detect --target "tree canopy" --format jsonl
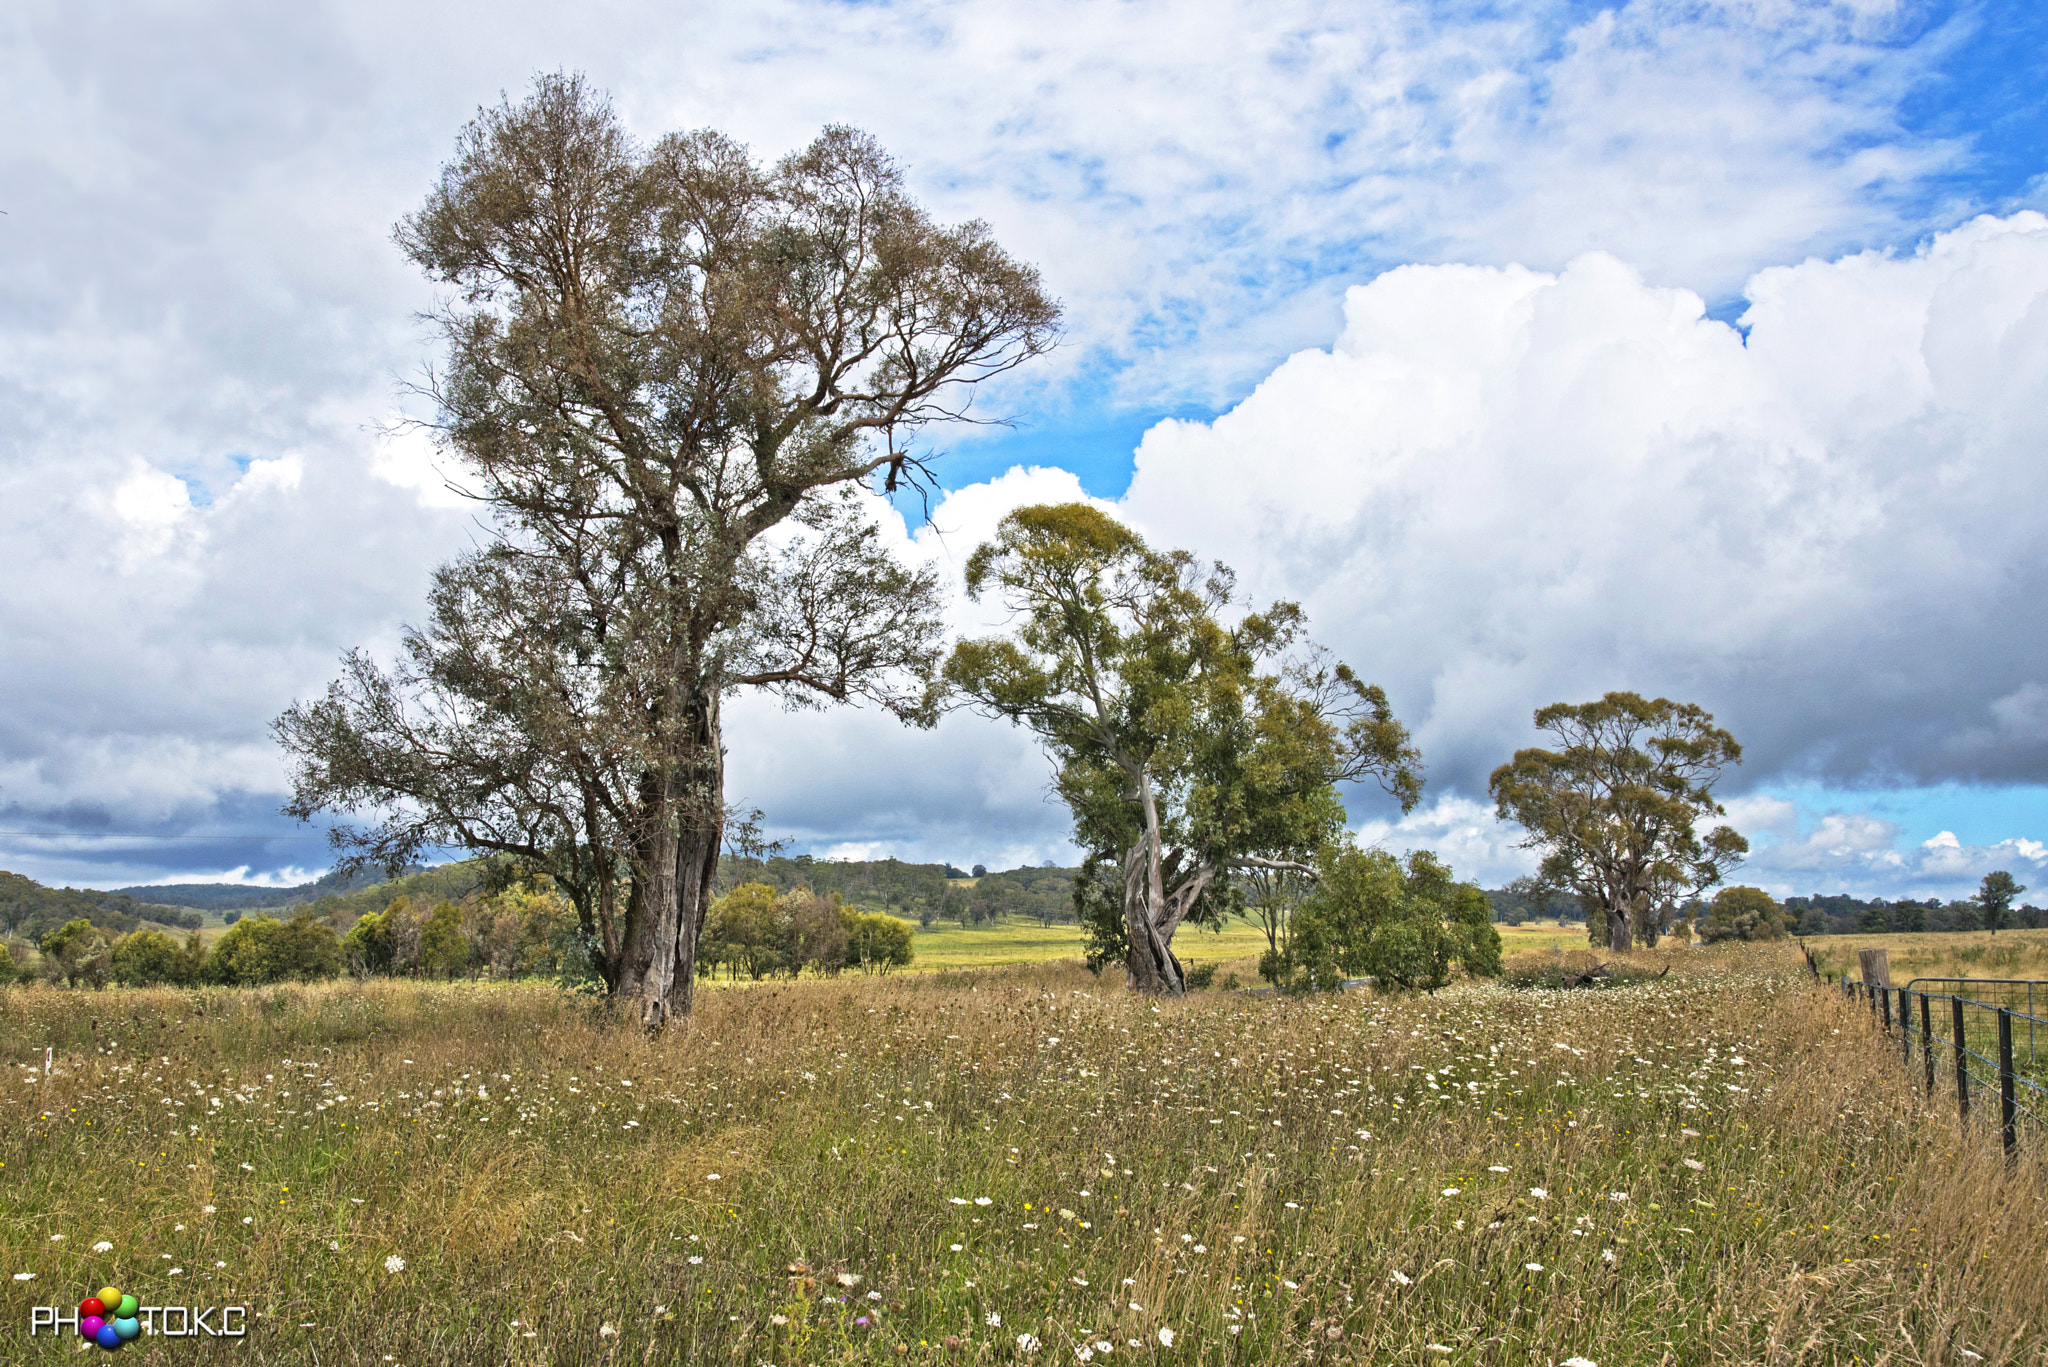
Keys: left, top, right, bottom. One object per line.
{"left": 945, "top": 502, "right": 1422, "bottom": 993}
{"left": 1489, "top": 691, "right": 1748, "bottom": 951}
{"left": 275, "top": 74, "right": 1058, "bottom": 1026}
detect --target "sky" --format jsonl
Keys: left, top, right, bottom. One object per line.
{"left": 3, "top": 0, "right": 2047, "bottom": 901}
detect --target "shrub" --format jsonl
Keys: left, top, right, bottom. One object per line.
{"left": 1270, "top": 845, "right": 1502, "bottom": 993}
{"left": 111, "top": 928, "right": 203, "bottom": 987}
{"left": 842, "top": 911, "right": 915, "bottom": 974}
{"left": 203, "top": 913, "right": 343, "bottom": 986}
{"left": 38, "top": 918, "right": 112, "bottom": 988}
{"left": 1183, "top": 963, "right": 1218, "bottom": 990}
{"left": 1699, "top": 886, "right": 1787, "bottom": 943}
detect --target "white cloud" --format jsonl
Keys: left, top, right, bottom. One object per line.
{"left": 1119, "top": 212, "right": 2048, "bottom": 802}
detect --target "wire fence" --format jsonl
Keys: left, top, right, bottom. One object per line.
{"left": 1837, "top": 974, "right": 2046, "bottom": 1156}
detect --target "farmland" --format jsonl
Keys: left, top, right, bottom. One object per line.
{"left": 2, "top": 943, "right": 2042, "bottom": 1365}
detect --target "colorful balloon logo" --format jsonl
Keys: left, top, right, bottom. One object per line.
{"left": 78, "top": 1284, "right": 140, "bottom": 1351}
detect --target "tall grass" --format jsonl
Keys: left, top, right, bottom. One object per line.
{"left": 1, "top": 947, "right": 2041, "bottom": 1364}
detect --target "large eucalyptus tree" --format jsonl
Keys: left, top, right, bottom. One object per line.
{"left": 275, "top": 75, "right": 1059, "bottom": 1024}
{"left": 1488, "top": 692, "right": 1748, "bottom": 951}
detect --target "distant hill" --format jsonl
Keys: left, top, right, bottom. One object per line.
{"left": 0, "top": 871, "right": 204, "bottom": 942}
{"left": 113, "top": 863, "right": 416, "bottom": 912}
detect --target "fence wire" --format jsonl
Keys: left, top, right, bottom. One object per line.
{"left": 1838, "top": 975, "right": 2046, "bottom": 1154}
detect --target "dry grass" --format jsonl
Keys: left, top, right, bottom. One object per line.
{"left": 1801, "top": 928, "right": 2048, "bottom": 986}
{"left": 1, "top": 946, "right": 2043, "bottom": 1365}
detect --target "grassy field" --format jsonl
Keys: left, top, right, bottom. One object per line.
{"left": 899, "top": 918, "right": 1592, "bottom": 980}
{"left": 1799, "top": 927, "right": 2048, "bottom": 985}
{"left": 3, "top": 940, "right": 2043, "bottom": 1365}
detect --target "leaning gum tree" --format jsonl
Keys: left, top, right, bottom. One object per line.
{"left": 944, "top": 503, "right": 1422, "bottom": 994}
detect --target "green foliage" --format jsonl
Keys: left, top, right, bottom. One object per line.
{"left": 417, "top": 901, "right": 470, "bottom": 979}
{"left": 715, "top": 855, "right": 1076, "bottom": 926}
{"left": 698, "top": 884, "right": 899, "bottom": 980}
{"left": 39, "top": 918, "right": 112, "bottom": 988}
{"left": 1266, "top": 845, "right": 1502, "bottom": 994}
{"left": 111, "top": 928, "right": 204, "bottom": 987}
{"left": 1698, "top": 886, "right": 1786, "bottom": 943}
{"left": 1182, "top": 962, "right": 1218, "bottom": 990}
{"left": 202, "top": 914, "right": 344, "bottom": 986}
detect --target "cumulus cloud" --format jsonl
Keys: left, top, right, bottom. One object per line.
{"left": 1121, "top": 213, "right": 2048, "bottom": 808}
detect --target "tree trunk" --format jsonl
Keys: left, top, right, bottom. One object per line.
{"left": 1608, "top": 902, "right": 1632, "bottom": 953}
{"left": 615, "top": 688, "right": 725, "bottom": 1027}
{"left": 1121, "top": 766, "right": 1186, "bottom": 995}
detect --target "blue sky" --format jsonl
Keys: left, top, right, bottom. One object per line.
{"left": 2, "top": 0, "right": 2047, "bottom": 897}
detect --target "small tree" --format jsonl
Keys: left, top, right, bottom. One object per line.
{"left": 1489, "top": 692, "right": 1748, "bottom": 952}
{"left": 1697, "top": 886, "right": 1784, "bottom": 943}
{"left": 1978, "top": 871, "right": 2024, "bottom": 936}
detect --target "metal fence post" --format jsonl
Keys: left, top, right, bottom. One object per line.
{"left": 1953, "top": 995, "right": 1970, "bottom": 1121}
{"left": 1921, "top": 992, "right": 1935, "bottom": 1095}
{"left": 2000, "top": 1009, "right": 2017, "bottom": 1157}
{"left": 1881, "top": 987, "right": 1892, "bottom": 1032}
{"left": 1899, "top": 987, "right": 1911, "bottom": 1062}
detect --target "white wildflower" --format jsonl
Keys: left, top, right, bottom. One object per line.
{"left": 1488, "top": 1165, "right": 1510, "bottom": 1173}
{"left": 1530, "top": 1187, "right": 1549, "bottom": 1200}
{"left": 383, "top": 1254, "right": 406, "bottom": 1274}
{"left": 1563, "top": 1358, "right": 1599, "bottom": 1367}
{"left": 987, "top": 1312, "right": 1002, "bottom": 1327}
{"left": 1525, "top": 1262, "right": 1544, "bottom": 1271}
{"left": 1389, "top": 1270, "right": 1412, "bottom": 1286}
{"left": 1018, "top": 1332, "right": 1042, "bottom": 1352}
{"left": 1441, "top": 1188, "right": 1460, "bottom": 1196}
{"left": 599, "top": 1322, "right": 618, "bottom": 1338}
{"left": 91, "top": 1241, "right": 112, "bottom": 1253}
{"left": 12, "top": 1273, "right": 32, "bottom": 1282}
{"left": 1157, "top": 1328, "right": 1174, "bottom": 1347}
{"left": 1607, "top": 1191, "right": 1628, "bottom": 1202}
{"left": 1682, "top": 1158, "right": 1706, "bottom": 1171}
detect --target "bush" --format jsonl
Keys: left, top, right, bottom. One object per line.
{"left": 111, "top": 928, "right": 203, "bottom": 987}
{"left": 203, "top": 913, "right": 343, "bottom": 986}
{"left": 1183, "top": 963, "right": 1218, "bottom": 990}
{"left": 1698, "top": 886, "right": 1787, "bottom": 943}
{"left": 1500, "top": 949, "right": 1667, "bottom": 990}
{"left": 843, "top": 911, "right": 914, "bottom": 974}
{"left": 1269, "top": 845, "right": 1502, "bottom": 994}
{"left": 38, "top": 918, "right": 112, "bottom": 988}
